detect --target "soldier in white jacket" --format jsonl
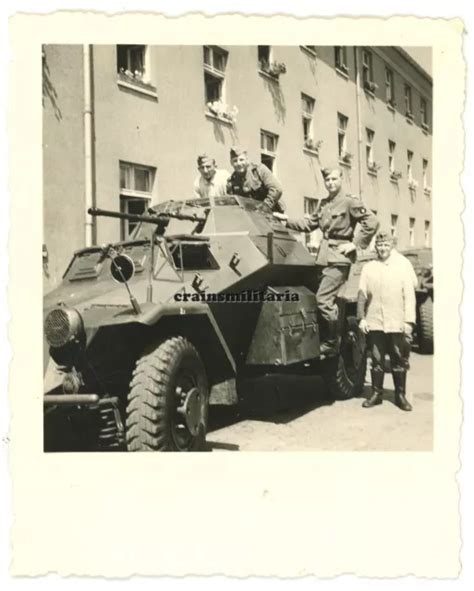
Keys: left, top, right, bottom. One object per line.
{"left": 357, "top": 231, "right": 418, "bottom": 411}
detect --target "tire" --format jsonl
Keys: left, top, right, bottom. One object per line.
{"left": 418, "top": 296, "right": 433, "bottom": 354}
{"left": 126, "top": 337, "right": 209, "bottom": 451}
{"left": 324, "top": 317, "right": 367, "bottom": 400}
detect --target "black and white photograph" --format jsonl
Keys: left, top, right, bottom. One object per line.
{"left": 42, "top": 43, "right": 434, "bottom": 452}
{"left": 7, "top": 11, "right": 466, "bottom": 579}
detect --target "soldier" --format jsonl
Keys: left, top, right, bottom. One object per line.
{"left": 193, "top": 154, "right": 230, "bottom": 205}
{"left": 357, "top": 231, "right": 417, "bottom": 411}
{"left": 226, "top": 146, "right": 284, "bottom": 212}
{"left": 275, "top": 167, "right": 379, "bottom": 356}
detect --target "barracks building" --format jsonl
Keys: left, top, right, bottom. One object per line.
{"left": 43, "top": 44, "right": 432, "bottom": 292}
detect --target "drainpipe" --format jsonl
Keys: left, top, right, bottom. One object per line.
{"left": 83, "top": 45, "right": 94, "bottom": 246}
{"left": 353, "top": 46, "right": 363, "bottom": 198}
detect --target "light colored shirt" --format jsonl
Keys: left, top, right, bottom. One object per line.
{"left": 358, "top": 250, "right": 418, "bottom": 333}
{"left": 193, "top": 169, "right": 230, "bottom": 201}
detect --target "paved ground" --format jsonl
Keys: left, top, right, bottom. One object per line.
{"left": 207, "top": 352, "right": 433, "bottom": 452}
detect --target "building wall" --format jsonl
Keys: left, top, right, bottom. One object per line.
{"left": 43, "top": 44, "right": 432, "bottom": 291}
{"left": 43, "top": 45, "right": 85, "bottom": 292}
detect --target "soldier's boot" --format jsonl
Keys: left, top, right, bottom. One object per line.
{"left": 393, "top": 370, "right": 412, "bottom": 412}
{"left": 362, "top": 369, "right": 384, "bottom": 408}
{"left": 319, "top": 320, "right": 340, "bottom": 357}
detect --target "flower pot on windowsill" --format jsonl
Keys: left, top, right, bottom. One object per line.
{"left": 340, "top": 152, "right": 353, "bottom": 165}
{"left": 364, "top": 80, "right": 378, "bottom": 94}
{"left": 367, "top": 162, "right": 381, "bottom": 175}
{"left": 303, "top": 138, "right": 323, "bottom": 154}
{"left": 206, "top": 101, "right": 239, "bottom": 125}
{"left": 117, "top": 69, "right": 156, "bottom": 92}
{"left": 259, "top": 60, "right": 287, "bottom": 79}
{"left": 408, "top": 180, "right": 419, "bottom": 192}
{"left": 390, "top": 170, "right": 403, "bottom": 182}
{"left": 424, "top": 186, "right": 432, "bottom": 196}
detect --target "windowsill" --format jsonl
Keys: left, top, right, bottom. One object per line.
{"left": 422, "top": 125, "right": 430, "bottom": 134}
{"left": 258, "top": 69, "right": 280, "bottom": 83}
{"left": 405, "top": 116, "right": 415, "bottom": 125}
{"left": 117, "top": 78, "right": 158, "bottom": 99}
{"left": 339, "top": 159, "right": 352, "bottom": 168}
{"left": 335, "top": 67, "right": 349, "bottom": 80}
{"left": 303, "top": 147, "right": 320, "bottom": 157}
{"left": 364, "top": 88, "right": 376, "bottom": 99}
{"left": 205, "top": 111, "right": 234, "bottom": 126}
{"left": 300, "top": 46, "right": 317, "bottom": 58}
{"left": 367, "top": 169, "right": 378, "bottom": 177}
{"left": 389, "top": 177, "right": 400, "bottom": 184}
{"left": 424, "top": 189, "right": 432, "bottom": 197}
{"left": 387, "top": 103, "right": 396, "bottom": 113}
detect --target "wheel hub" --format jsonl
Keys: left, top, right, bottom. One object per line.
{"left": 177, "top": 387, "right": 202, "bottom": 436}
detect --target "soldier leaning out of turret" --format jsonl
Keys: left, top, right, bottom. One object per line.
{"left": 274, "top": 166, "right": 379, "bottom": 357}
{"left": 226, "top": 146, "right": 285, "bottom": 212}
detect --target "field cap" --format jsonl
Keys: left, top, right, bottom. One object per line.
{"left": 375, "top": 230, "right": 393, "bottom": 245}
{"left": 197, "top": 153, "right": 215, "bottom": 166}
{"left": 230, "top": 146, "right": 247, "bottom": 159}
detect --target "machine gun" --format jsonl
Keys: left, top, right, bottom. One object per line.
{"left": 88, "top": 206, "right": 208, "bottom": 226}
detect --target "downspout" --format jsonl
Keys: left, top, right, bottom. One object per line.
{"left": 353, "top": 46, "right": 363, "bottom": 198}
{"left": 83, "top": 45, "right": 94, "bottom": 246}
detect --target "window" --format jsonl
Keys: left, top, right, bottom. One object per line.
{"left": 385, "top": 67, "right": 395, "bottom": 105}
{"left": 203, "top": 46, "right": 227, "bottom": 104}
{"left": 362, "top": 49, "right": 374, "bottom": 88}
{"left": 337, "top": 113, "right": 350, "bottom": 162}
{"left": 335, "top": 46, "right": 348, "bottom": 73}
{"left": 388, "top": 140, "right": 396, "bottom": 174}
{"left": 421, "top": 98, "right": 429, "bottom": 130}
{"left": 258, "top": 45, "right": 271, "bottom": 69}
{"left": 260, "top": 130, "right": 279, "bottom": 171}
{"left": 119, "top": 162, "right": 155, "bottom": 240}
{"left": 407, "top": 150, "right": 414, "bottom": 181}
{"left": 116, "top": 45, "right": 154, "bottom": 90}
{"left": 424, "top": 221, "right": 431, "bottom": 247}
{"left": 391, "top": 214, "right": 398, "bottom": 240}
{"left": 366, "top": 128, "right": 375, "bottom": 168}
{"left": 304, "top": 197, "right": 320, "bottom": 251}
{"left": 302, "top": 93, "right": 316, "bottom": 148}
{"left": 422, "top": 159, "right": 430, "bottom": 192}
{"left": 405, "top": 84, "right": 413, "bottom": 118}
{"left": 409, "top": 218, "right": 416, "bottom": 247}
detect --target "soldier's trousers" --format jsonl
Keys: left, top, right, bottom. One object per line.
{"left": 368, "top": 331, "right": 411, "bottom": 374}
{"left": 316, "top": 265, "right": 350, "bottom": 322}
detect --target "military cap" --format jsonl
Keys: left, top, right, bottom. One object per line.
{"left": 321, "top": 165, "right": 342, "bottom": 179}
{"left": 230, "top": 146, "right": 247, "bottom": 159}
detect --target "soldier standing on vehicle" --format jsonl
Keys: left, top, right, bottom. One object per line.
{"left": 357, "top": 231, "right": 417, "bottom": 411}
{"left": 274, "top": 166, "right": 378, "bottom": 357}
{"left": 193, "top": 154, "right": 230, "bottom": 205}
{"left": 226, "top": 146, "right": 284, "bottom": 212}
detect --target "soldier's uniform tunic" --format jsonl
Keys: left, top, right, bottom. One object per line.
{"left": 226, "top": 162, "right": 283, "bottom": 211}
{"left": 287, "top": 191, "right": 379, "bottom": 323}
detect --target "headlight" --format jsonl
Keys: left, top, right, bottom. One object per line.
{"left": 44, "top": 307, "right": 83, "bottom": 348}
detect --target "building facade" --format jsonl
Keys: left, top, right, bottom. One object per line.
{"left": 43, "top": 44, "right": 432, "bottom": 292}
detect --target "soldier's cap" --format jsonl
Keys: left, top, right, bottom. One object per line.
{"left": 321, "top": 166, "right": 342, "bottom": 179}
{"left": 197, "top": 153, "right": 215, "bottom": 166}
{"left": 375, "top": 230, "right": 393, "bottom": 245}
{"left": 230, "top": 146, "right": 247, "bottom": 159}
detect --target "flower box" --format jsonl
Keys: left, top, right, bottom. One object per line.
{"left": 390, "top": 170, "right": 403, "bottom": 181}
{"left": 206, "top": 101, "right": 239, "bottom": 125}
{"left": 117, "top": 69, "right": 156, "bottom": 92}
{"left": 259, "top": 60, "right": 287, "bottom": 79}
{"left": 364, "top": 80, "right": 378, "bottom": 93}
{"left": 367, "top": 162, "right": 381, "bottom": 174}
{"left": 340, "top": 151, "right": 353, "bottom": 165}
{"left": 304, "top": 138, "right": 323, "bottom": 152}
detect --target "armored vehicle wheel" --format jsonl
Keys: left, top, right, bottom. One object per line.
{"left": 126, "top": 337, "right": 209, "bottom": 451}
{"left": 418, "top": 296, "right": 433, "bottom": 354}
{"left": 324, "top": 317, "right": 367, "bottom": 400}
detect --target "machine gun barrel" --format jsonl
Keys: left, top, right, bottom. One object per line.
{"left": 88, "top": 207, "right": 206, "bottom": 224}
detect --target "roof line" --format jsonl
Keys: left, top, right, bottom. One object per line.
{"left": 394, "top": 47, "right": 432, "bottom": 84}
